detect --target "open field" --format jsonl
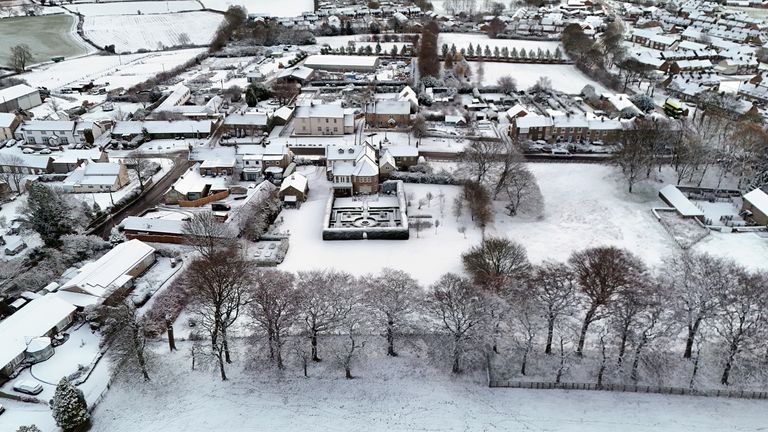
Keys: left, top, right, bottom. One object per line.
{"left": 468, "top": 61, "right": 607, "bottom": 94}
{"left": 65, "top": 0, "right": 203, "bottom": 15}
{"left": 87, "top": 340, "right": 768, "bottom": 432}
{"left": 83, "top": 11, "right": 223, "bottom": 52}
{"left": 200, "top": 0, "right": 314, "bottom": 16}
{"left": 0, "top": 14, "right": 89, "bottom": 67}
{"left": 278, "top": 164, "right": 768, "bottom": 285}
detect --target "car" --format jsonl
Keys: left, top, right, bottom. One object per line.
{"left": 39, "top": 148, "right": 52, "bottom": 154}
{"left": 5, "top": 139, "right": 16, "bottom": 147}
{"left": 102, "top": 102, "right": 114, "bottom": 111}
{"left": 211, "top": 202, "right": 231, "bottom": 212}
{"left": 13, "top": 380, "right": 43, "bottom": 395}
{"left": 22, "top": 148, "right": 35, "bottom": 154}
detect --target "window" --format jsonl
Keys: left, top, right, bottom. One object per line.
{"left": 317, "top": 127, "right": 322, "bottom": 132}
{"left": 60, "top": 137, "right": 69, "bottom": 144}
{"left": 325, "top": 118, "right": 329, "bottom": 123}
{"left": 334, "top": 127, "right": 338, "bottom": 132}
{"left": 41, "top": 131, "right": 47, "bottom": 135}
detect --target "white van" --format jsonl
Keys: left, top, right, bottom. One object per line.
{"left": 13, "top": 380, "right": 43, "bottom": 395}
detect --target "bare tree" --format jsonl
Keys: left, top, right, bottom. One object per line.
{"left": 569, "top": 246, "right": 646, "bottom": 356}
{"left": 9, "top": 44, "right": 33, "bottom": 72}
{"left": 124, "top": 150, "right": 151, "bottom": 191}
{"left": 249, "top": 269, "right": 299, "bottom": 369}
{"left": 182, "top": 211, "right": 234, "bottom": 259}
{"left": 362, "top": 268, "right": 420, "bottom": 357}
{"left": 185, "top": 249, "right": 250, "bottom": 380}
{"left": 425, "top": 273, "right": 488, "bottom": 373}
{"left": 629, "top": 280, "right": 672, "bottom": 381}
{"left": 0, "top": 155, "right": 28, "bottom": 193}
{"left": 510, "top": 294, "right": 540, "bottom": 375}
{"left": 333, "top": 317, "right": 367, "bottom": 379}
{"left": 412, "top": 114, "right": 427, "bottom": 143}
{"left": 713, "top": 269, "right": 767, "bottom": 385}
{"left": 527, "top": 261, "right": 576, "bottom": 354}
{"left": 460, "top": 141, "right": 500, "bottom": 183}
{"left": 614, "top": 118, "right": 662, "bottom": 193}
{"left": 497, "top": 75, "right": 517, "bottom": 95}
{"left": 462, "top": 236, "right": 530, "bottom": 292}
{"left": 296, "top": 270, "right": 358, "bottom": 362}
{"left": 100, "top": 300, "right": 152, "bottom": 381}
{"left": 664, "top": 252, "right": 732, "bottom": 358}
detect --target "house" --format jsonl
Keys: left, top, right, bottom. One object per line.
{"left": 4, "top": 238, "right": 26, "bottom": 256}
{"left": 275, "top": 66, "right": 315, "bottom": 84}
{"left": 717, "top": 56, "right": 759, "bottom": 75}
{"left": 397, "top": 86, "right": 419, "bottom": 110}
{"left": 279, "top": 172, "right": 309, "bottom": 205}
{"left": 742, "top": 188, "right": 768, "bottom": 226}
{"left": 0, "top": 113, "right": 20, "bottom": 140}
{"left": 15, "top": 120, "right": 103, "bottom": 147}
{"left": 121, "top": 216, "right": 186, "bottom": 244}
{"left": 223, "top": 113, "right": 269, "bottom": 137}
{"left": 58, "top": 239, "right": 156, "bottom": 307}
{"left": 378, "top": 150, "right": 397, "bottom": 178}
{"left": 63, "top": 161, "right": 130, "bottom": 193}
{"left": 303, "top": 55, "right": 380, "bottom": 72}
{"left": 0, "top": 295, "right": 76, "bottom": 377}
{"left": 238, "top": 144, "right": 294, "bottom": 180}
{"left": 50, "top": 148, "right": 110, "bottom": 174}
{"left": 659, "top": 185, "right": 705, "bottom": 220}
{"left": 111, "top": 120, "right": 214, "bottom": 140}
{"left": 294, "top": 104, "right": 351, "bottom": 136}
{"left": 152, "top": 95, "right": 223, "bottom": 119}
{"left": 444, "top": 115, "right": 467, "bottom": 126}
{"left": 326, "top": 143, "right": 380, "bottom": 196}
{"left": 273, "top": 106, "right": 294, "bottom": 125}
{"left": 165, "top": 163, "right": 229, "bottom": 204}
{"left": 200, "top": 157, "right": 236, "bottom": 176}
{"left": 0, "top": 154, "right": 53, "bottom": 175}
{"left": 365, "top": 100, "right": 411, "bottom": 128}
{"left": 0, "top": 84, "right": 42, "bottom": 113}
{"left": 505, "top": 104, "right": 530, "bottom": 120}
{"left": 381, "top": 145, "right": 418, "bottom": 169}
{"left": 510, "top": 114, "right": 553, "bottom": 142}
{"left": 631, "top": 28, "right": 677, "bottom": 50}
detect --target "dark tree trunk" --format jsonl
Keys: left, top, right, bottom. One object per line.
{"left": 452, "top": 335, "right": 462, "bottom": 374}
{"left": 689, "top": 349, "right": 700, "bottom": 389}
{"left": 545, "top": 314, "right": 555, "bottom": 355}
{"left": 386, "top": 318, "right": 396, "bottom": 357}
{"left": 683, "top": 319, "right": 701, "bottom": 359}
{"left": 275, "top": 333, "right": 284, "bottom": 369}
{"left": 311, "top": 332, "right": 320, "bottom": 362}
{"left": 617, "top": 325, "right": 629, "bottom": 366}
{"left": 345, "top": 366, "right": 353, "bottom": 379}
{"left": 597, "top": 337, "right": 607, "bottom": 388}
{"left": 218, "top": 353, "right": 228, "bottom": 381}
{"left": 721, "top": 341, "right": 739, "bottom": 386}
{"left": 630, "top": 334, "right": 647, "bottom": 382}
{"left": 167, "top": 324, "right": 176, "bottom": 352}
{"left": 577, "top": 306, "right": 597, "bottom": 356}
{"left": 222, "top": 327, "right": 232, "bottom": 364}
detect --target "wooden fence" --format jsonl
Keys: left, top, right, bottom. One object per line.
{"left": 178, "top": 190, "right": 229, "bottom": 207}
{"left": 488, "top": 380, "right": 768, "bottom": 400}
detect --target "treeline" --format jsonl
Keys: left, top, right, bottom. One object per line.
{"left": 441, "top": 42, "right": 563, "bottom": 61}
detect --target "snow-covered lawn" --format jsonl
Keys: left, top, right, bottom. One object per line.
{"left": 87, "top": 339, "right": 768, "bottom": 432}
{"left": 439, "top": 33, "right": 561, "bottom": 55}
{"left": 468, "top": 61, "right": 607, "bottom": 94}
{"left": 200, "top": 0, "right": 314, "bottom": 16}
{"left": 83, "top": 12, "right": 223, "bottom": 52}
{"left": 21, "top": 48, "right": 206, "bottom": 92}
{"left": 278, "top": 164, "right": 768, "bottom": 285}
{"left": 66, "top": 0, "right": 202, "bottom": 15}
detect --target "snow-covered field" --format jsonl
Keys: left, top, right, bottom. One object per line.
{"left": 469, "top": 61, "right": 607, "bottom": 94}
{"left": 200, "top": 0, "right": 314, "bottom": 16}
{"left": 83, "top": 12, "right": 223, "bottom": 52}
{"left": 0, "top": 14, "right": 91, "bottom": 66}
{"left": 66, "top": 0, "right": 202, "bottom": 15}
{"left": 21, "top": 48, "right": 206, "bottom": 92}
{"left": 278, "top": 164, "right": 768, "bottom": 285}
{"left": 87, "top": 340, "right": 768, "bottom": 432}
{"left": 439, "top": 33, "right": 562, "bottom": 55}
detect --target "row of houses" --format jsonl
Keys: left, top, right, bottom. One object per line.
{"left": 508, "top": 112, "right": 624, "bottom": 143}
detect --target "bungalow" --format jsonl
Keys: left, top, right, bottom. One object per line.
{"left": 121, "top": 216, "right": 186, "bottom": 244}
{"left": 0, "top": 295, "right": 77, "bottom": 377}
{"left": 279, "top": 172, "right": 309, "bottom": 205}
{"left": 382, "top": 145, "right": 418, "bottom": 169}
{"left": 0, "top": 113, "right": 20, "bottom": 140}
{"left": 275, "top": 66, "right": 315, "bottom": 84}
{"left": 742, "top": 188, "right": 768, "bottom": 226}
{"left": 57, "top": 239, "right": 156, "bottom": 307}
{"left": 111, "top": 120, "right": 214, "bottom": 140}
{"left": 165, "top": 163, "right": 229, "bottom": 204}
{"left": 51, "top": 148, "right": 110, "bottom": 174}
{"left": 303, "top": 55, "right": 380, "bottom": 72}
{"left": 64, "top": 161, "right": 130, "bottom": 193}
{"left": 200, "top": 157, "right": 236, "bottom": 176}
{"left": 365, "top": 100, "right": 411, "bottom": 128}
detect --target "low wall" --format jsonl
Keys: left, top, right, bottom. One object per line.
{"left": 178, "top": 190, "right": 229, "bottom": 207}
{"left": 322, "top": 181, "right": 409, "bottom": 240}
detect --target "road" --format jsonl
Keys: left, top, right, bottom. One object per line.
{"left": 90, "top": 151, "right": 193, "bottom": 238}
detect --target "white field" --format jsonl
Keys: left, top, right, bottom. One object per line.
{"left": 200, "top": 0, "right": 314, "bottom": 16}
{"left": 278, "top": 164, "right": 768, "bottom": 285}
{"left": 21, "top": 48, "right": 207, "bottom": 91}
{"left": 83, "top": 12, "right": 223, "bottom": 52}
{"left": 66, "top": 0, "right": 202, "bottom": 15}
{"left": 469, "top": 61, "right": 608, "bottom": 94}
{"left": 86, "top": 340, "right": 768, "bottom": 432}
{"left": 439, "top": 33, "right": 562, "bottom": 55}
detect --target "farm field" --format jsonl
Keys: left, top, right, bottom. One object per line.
{"left": 65, "top": 0, "right": 202, "bottom": 15}
{"left": 83, "top": 11, "right": 224, "bottom": 52}
{"left": 468, "top": 61, "right": 608, "bottom": 94}
{"left": 200, "top": 0, "right": 314, "bottom": 16}
{"left": 278, "top": 164, "right": 768, "bottom": 285}
{"left": 0, "top": 14, "right": 89, "bottom": 67}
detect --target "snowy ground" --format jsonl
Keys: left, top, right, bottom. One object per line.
{"left": 438, "top": 33, "right": 562, "bottom": 56}
{"left": 468, "top": 61, "right": 607, "bottom": 94}
{"left": 83, "top": 12, "right": 223, "bottom": 53}
{"left": 0, "top": 14, "right": 91, "bottom": 66}
{"left": 87, "top": 339, "right": 768, "bottom": 432}
{"left": 278, "top": 164, "right": 768, "bottom": 285}
{"left": 65, "top": 0, "right": 202, "bottom": 15}
{"left": 200, "top": 0, "right": 314, "bottom": 16}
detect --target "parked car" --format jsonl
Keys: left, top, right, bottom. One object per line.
{"left": 6, "top": 139, "right": 17, "bottom": 147}
{"left": 211, "top": 202, "right": 231, "bottom": 212}
{"left": 22, "top": 148, "right": 35, "bottom": 154}
{"left": 13, "top": 380, "right": 43, "bottom": 395}
{"left": 39, "top": 148, "right": 52, "bottom": 154}
{"left": 102, "top": 102, "right": 114, "bottom": 111}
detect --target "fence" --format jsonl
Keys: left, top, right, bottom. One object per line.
{"left": 178, "top": 190, "right": 229, "bottom": 207}
{"left": 488, "top": 380, "right": 768, "bottom": 400}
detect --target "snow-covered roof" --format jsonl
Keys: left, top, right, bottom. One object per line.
{"left": 304, "top": 55, "right": 379, "bottom": 69}
{"left": 0, "top": 295, "right": 76, "bottom": 370}
{"left": 280, "top": 173, "right": 308, "bottom": 193}
{"left": 384, "top": 145, "right": 418, "bottom": 158}
{"left": 276, "top": 66, "right": 315, "bottom": 81}
{"left": 60, "top": 240, "right": 155, "bottom": 298}
{"left": 516, "top": 114, "right": 553, "bottom": 129}
{"left": 367, "top": 100, "right": 411, "bottom": 115}
{"left": 122, "top": 216, "right": 185, "bottom": 235}
{"left": 353, "top": 155, "right": 379, "bottom": 177}
{"left": 20, "top": 120, "right": 75, "bottom": 132}
{"left": 744, "top": 188, "right": 768, "bottom": 216}
{"left": 112, "top": 120, "right": 213, "bottom": 135}
{"left": 659, "top": 185, "right": 704, "bottom": 217}
{"left": 224, "top": 113, "right": 269, "bottom": 126}
{"left": 200, "top": 157, "right": 236, "bottom": 168}
{"left": 0, "top": 113, "right": 17, "bottom": 128}
{"left": 84, "top": 162, "right": 121, "bottom": 176}
{"left": 171, "top": 163, "right": 229, "bottom": 195}
{"left": 295, "top": 104, "right": 344, "bottom": 119}
{"left": 0, "top": 84, "right": 38, "bottom": 102}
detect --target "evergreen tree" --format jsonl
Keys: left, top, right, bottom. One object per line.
{"left": 467, "top": 44, "right": 475, "bottom": 57}
{"left": 390, "top": 45, "right": 398, "bottom": 56}
{"left": 400, "top": 44, "right": 407, "bottom": 55}
{"left": 554, "top": 46, "right": 562, "bottom": 59}
{"left": 537, "top": 47, "right": 544, "bottom": 59}
{"left": 520, "top": 48, "right": 527, "bottom": 58}
{"left": 511, "top": 47, "right": 518, "bottom": 58}
{"left": 545, "top": 48, "right": 552, "bottom": 59}
{"left": 23, "top": 183, "right": 76, "bottom": 248}
{"left": 494, "top": 46, "right": 500, "bottom": 57}
{"left": 375, "top": 42, "right": 382, "bottom": 54}
{"left": 450, "top": 43, "right": 457, "bottom": 55}
{"left": 501, "top": 47, "right": 509, "bottom": 57}
{"left": 441, "top": 43, "right": 449, "bottom": 56}
{"left": 50, "top": 378, "right": 90, "bottom": 431}
{"left": 484, "top": 45, "right": 491, "bottom": 57}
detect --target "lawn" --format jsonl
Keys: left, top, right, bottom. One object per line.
{"left": 277, "top": 164, "right": 768, "bottom": 285}
{"left": 0, "top": 14, "right": 89, "bottom": 68}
